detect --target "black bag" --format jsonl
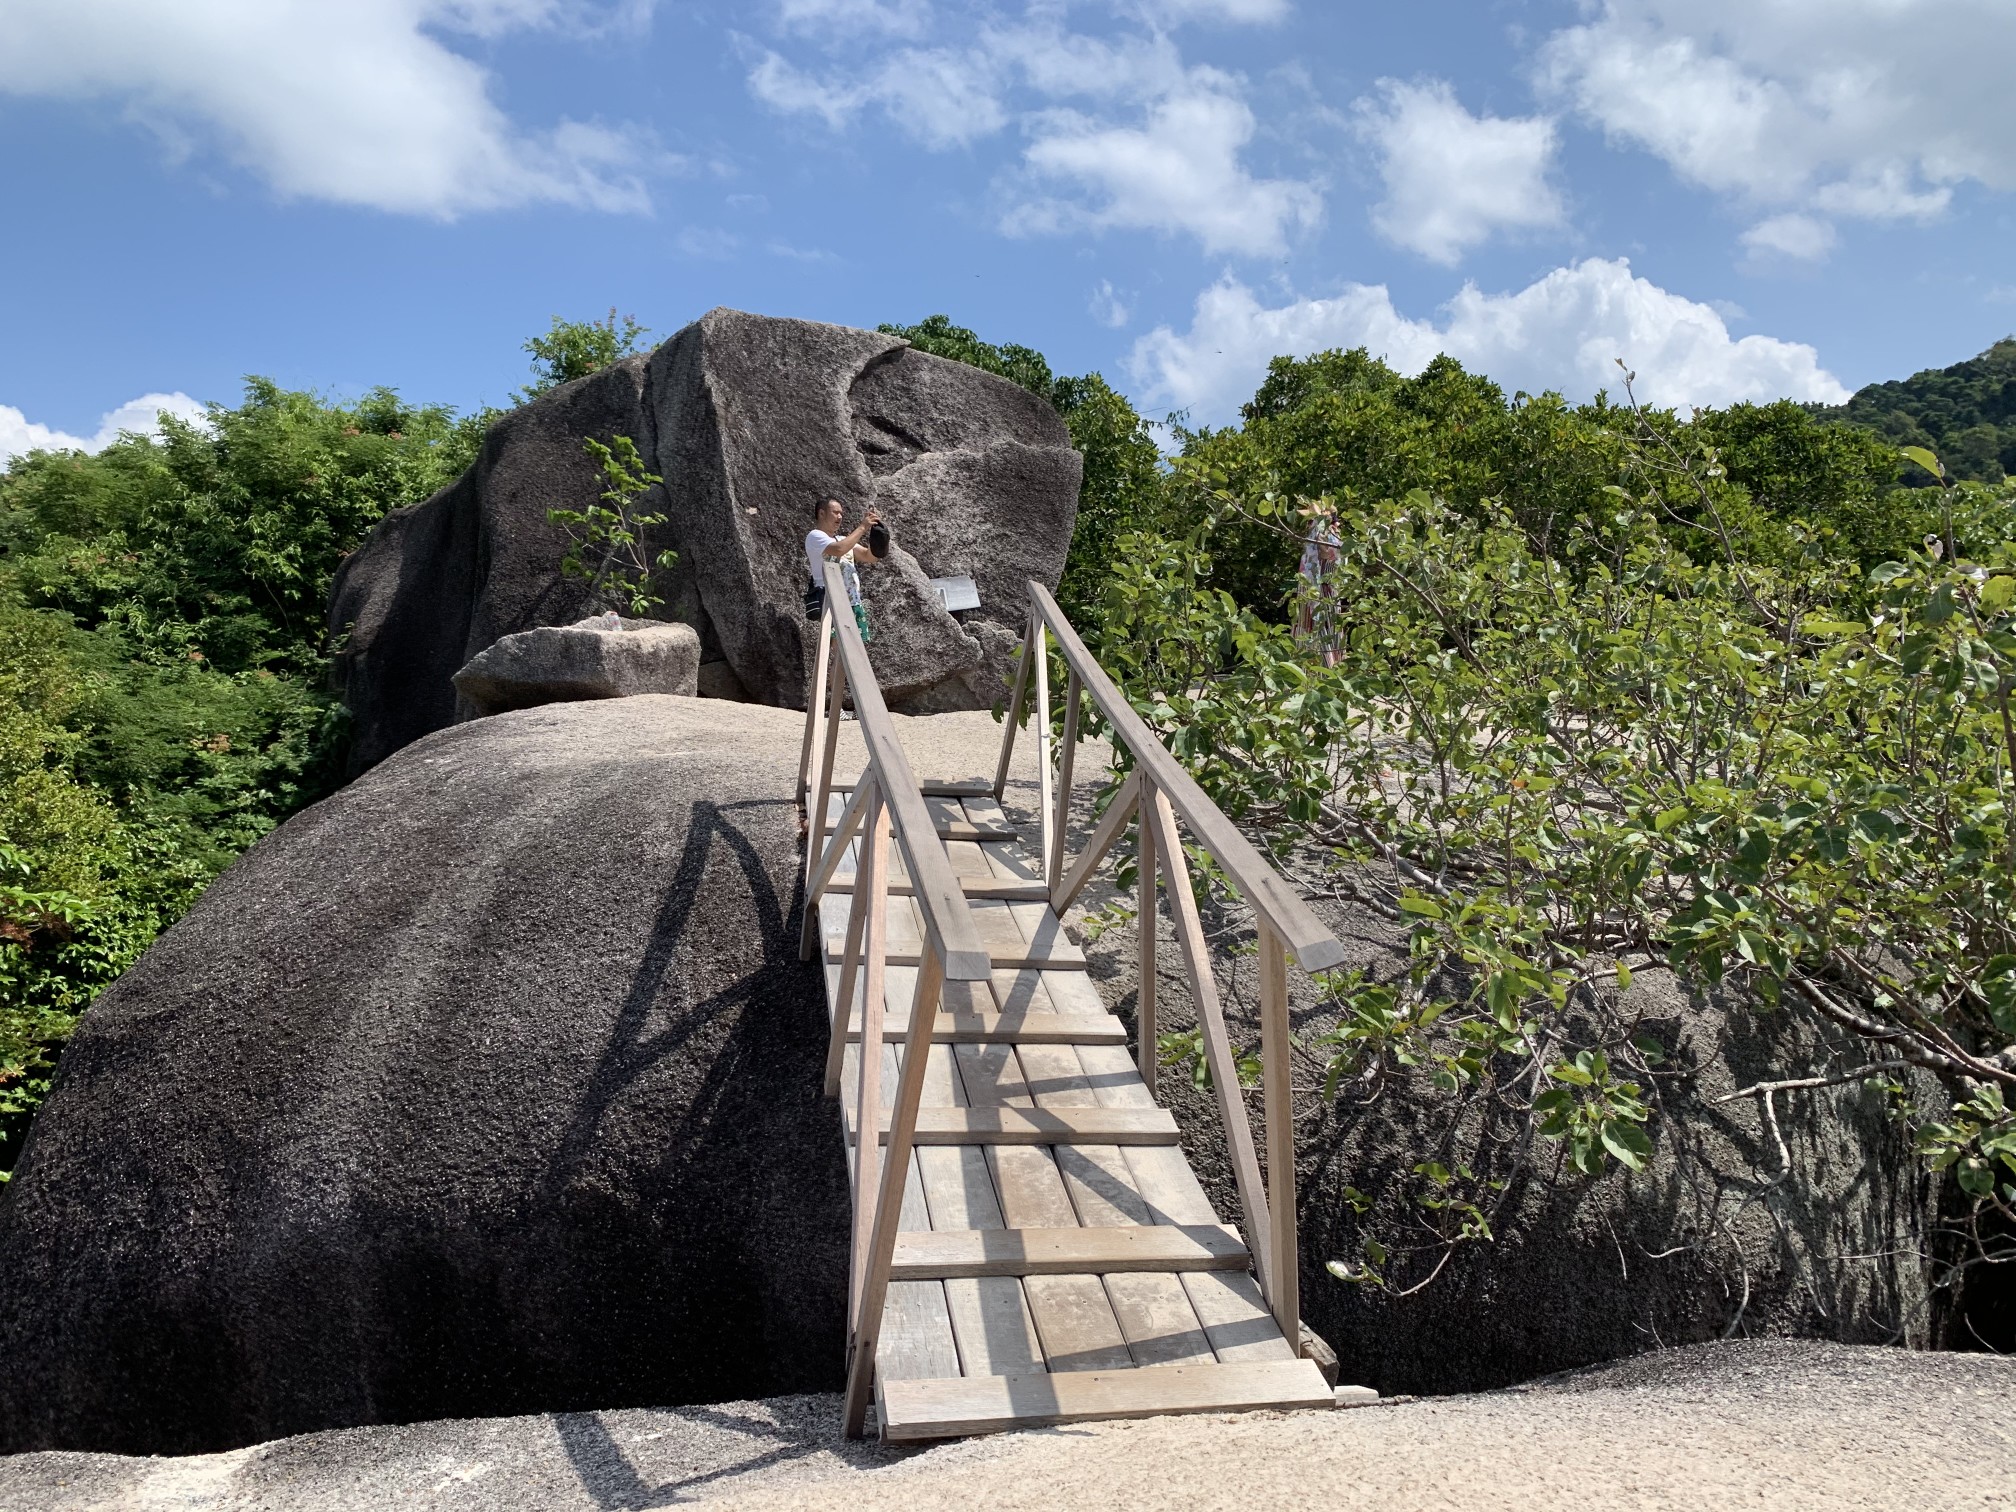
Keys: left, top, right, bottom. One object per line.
{"left": 803, "top": 580, "right": 826, "bottom": 621}
{"left": 867, "top": 521, "right": 891, "bottom": 559}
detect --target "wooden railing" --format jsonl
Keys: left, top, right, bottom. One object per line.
{"left": 798, "top": 559, "right": 993, "bottom": 1439}
{"left": 994, "top": 580, "right": 1349, "bottom": 1357}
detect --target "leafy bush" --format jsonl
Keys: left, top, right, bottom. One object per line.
{"left": 1097, "top": 387, "right": 2016, "bottom": 1291}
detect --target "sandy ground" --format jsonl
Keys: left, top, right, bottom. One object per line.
{"left": 2, "top": 1342, "right": 2008, "bottom": 1512}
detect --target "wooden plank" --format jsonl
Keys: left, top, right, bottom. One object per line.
{"left": 936, "top": 819, "right": 1021, "bottom": 842}
{"left": 943, "top": 839, "right": 994, "bottom": 879}
{"left": 992, "top": 627, "right": 1032, "bottom": 800}
{"left": 983, "top": 840, "right": 1045, "bottom": 885}
{"left": 833, "top": 777, "right": 994, "bottom": 798}
{"left": 877, "top": 1283, "right": 963, "bottom": 1383}
{"left": 846, "top": 1011, "right": 1127, "bottom": 1045}
{"left": 962, "top": 792, "right": 1016, "bottom": 832}
{"left": 829, "top": 876, "right": 1052, "bottom": 902}
{"left": 989, "top": 969, "right": 1058, "bottom": 1016}
{"left": 877, "top": 1359, "right": 1336, "bottom": 1441}
{"left": 953, "top": 1023, "right": 1135, "bottom": 1380}
{"left": 1026, "top": 580, "right": 1346, "bottom": 974}
{"left": 1181, "top": 1271, "right": 1299, "bottom": 1365}
{"left": 890, "top": 1225, "right": 1248, "bottom": 1279}
{"left": 963, "top": 899, "right": 1029, "bottom": 951}
{"left": 875, "top": 1107, "right": 1180, "bottom": 1146}
{"left": 1105, "top": 1272, "right": 1218, "bottom": 1368}
{"left": 1005, "top": 903, "right": 1085, "bottom": 967}
{"left": 942, "top": 1277, "right": 1045, "bottom": 1379}
{"left": 1049, "top": 672, "right": 1080, "bottom": 894}
{"left": 1029, "top": 969, "right": 1103, "bottom": 1016}
{"left": 1138, "top": 775, "right": 1159, "bottom": 1096}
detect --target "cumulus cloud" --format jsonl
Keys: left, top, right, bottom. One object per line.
{"left": 1740, "top": 212, "right": 1837, "bottom": 262}
{"left": 1354, "top": 78, "right": 1564, "bottom": 265}
{"left": 1089, "top": 279, "right": 1132, "bottom": 328}
{"left": 1541, "top": 1, "right": 2014, "bottom": 235}
{"left": 0, "top": 0, "right": 663, "bottom": 217}
{"left": 1143, "top": 0, "right": 1292, "bottom": 21}
{"left": 0, "top": 392, "right": 209, "bottom": 466}
{"left": 1007, "top": 77, "right": 1321, "bottom": 256}
{"left": 1128, "top": 258, "right": 1848, "bottom": 424}
{"left": 747, "top": 46, "right": 1006, "bottom": 148}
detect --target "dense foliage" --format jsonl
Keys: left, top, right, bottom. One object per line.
{"left": 1083, "top": 352, "right": 2016, "bottom": 1299}
{"left": 878, "top": 316, "right": 1165, "bottom": 622}
{"left": 0, "top": 380, "right": 489, "bottom": 1173}
{"left": 1820, "top": 336, "right": 2016, "bottom": 485}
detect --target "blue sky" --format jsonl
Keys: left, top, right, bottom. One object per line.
{"left": 3, "top": 0, "right": 2014, "bottom": 461}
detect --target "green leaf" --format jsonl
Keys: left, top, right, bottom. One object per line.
{"left": 1601, "top": 1122, "right": 1654, "bottom": 1172}
{"left": 1614, "top": 961, "right": 1633, "bottom": 992}
{"left": 1398, "top": 894, "right": 1445, "bottom": 919}
{"left": 1900, "top": 446, "right": 1945, "bottom": 481}
{"left": 1982, "top": 576, "right": 2015, "bottom": 612}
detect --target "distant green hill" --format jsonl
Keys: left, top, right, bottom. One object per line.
{"left": 1819, "top": 337, "right": 2016, "bottom": 484}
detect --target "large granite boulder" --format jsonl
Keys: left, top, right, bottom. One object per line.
{"left": 331, "top": 309, "right": 1082, "bottom": 773}
{"left": 0, "top": 697, "right": 850, "bottom": 1456}
{"left": 452, "top": 616, "right": 701, "bottom": 714}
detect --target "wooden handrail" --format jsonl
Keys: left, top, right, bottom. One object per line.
{"left": 1025, "top": 580, "right": 1346, "bottom": 974}
{"left": 1000, "top": 580, "right": 1345, "bottom": 1360}
{"left": 809, "top": 561, "right": 991, "bottom": 983}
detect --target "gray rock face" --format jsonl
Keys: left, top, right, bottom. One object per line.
{"left": 0, "top": 697, "right": 849, "bottom": 1456}
{"left": 331, "top": 309, "right": 1081, "bottom": 773}
{"left": 329, "top": 357, "right": 658, "bottom": 774}
{"left": 452, "top": 616, "right": 700, "bottom": 715}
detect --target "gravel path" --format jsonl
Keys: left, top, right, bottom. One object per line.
{"left": 3, "top": 1343, "right": 2009, "bottom": 1512}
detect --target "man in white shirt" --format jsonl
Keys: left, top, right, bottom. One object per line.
{"left": 805, "top": 497, "right": 883, "bottom": 641}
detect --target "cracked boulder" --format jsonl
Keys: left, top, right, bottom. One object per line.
{"left": 330, "top": 309, "right": 1081, "bottom": 773}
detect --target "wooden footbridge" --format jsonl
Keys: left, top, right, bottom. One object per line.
{"left": 797, "top": 563, "right": 1364, "bottom": 1441}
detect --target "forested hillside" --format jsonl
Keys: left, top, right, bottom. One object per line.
{"left": 1821, "top": 336, "right": 2016, "bottom": 484}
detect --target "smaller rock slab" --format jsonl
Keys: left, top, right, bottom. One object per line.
{"left": 452, "top": 616, "right": 699, "bottom": 715}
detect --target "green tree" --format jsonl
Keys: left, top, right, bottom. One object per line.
{"left": 518, "top": 309, "right": 652, "bottom": 402}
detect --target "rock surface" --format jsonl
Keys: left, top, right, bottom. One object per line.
{"left": 331, "top": 309, "right": 1081, "bottom": 773}
{"left": 452, "top": 616, "right": 700, "bottom": 715}
{"left": 0, "top": 697, "right": 849, "bottom": 1457}
{"left": 0, "top": 1342, "right": 2006, "bottom": 1511}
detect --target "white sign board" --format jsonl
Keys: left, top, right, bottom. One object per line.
{"left": 929, "top": 574, "right": 981, "bottom": 612}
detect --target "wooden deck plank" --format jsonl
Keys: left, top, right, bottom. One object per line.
{"left": 1179, "top": 1270, "right": 1299, "bottom": 1365}
{"left": 989, "top": 969, "right": 1058, "bottom": 1016}
{"left": 982, "top": 840, "right": 1045, "bottom": 885}
{"left": 1029, "top": 969, "right": 1104, "bottom": 1015}
{"left": 1104, "top": 1273, "right": 1220, "bottom": 1368}
{"left": 873, "top": 1107, "right": 1179, "bottom": 1145}
{"left": 890, "top": 1225, "right": 1247, "bottom": 1279}
{"left": 876, "top": 1360, "right": 1335, "bottom": 1441}
{"left": 846, "top": 1011, "right": 1128, "bottom": 1045}
{"left": 941, "top": 1277, "right": 1046, "bottom": 1379}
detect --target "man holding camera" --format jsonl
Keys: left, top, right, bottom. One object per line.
{"left": 804, "top": 497, "right": 885, "bottom": 642}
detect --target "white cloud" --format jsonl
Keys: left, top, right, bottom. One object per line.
{"left": 1128, "top": 258, "right": 1849, "bottom": 424}
{"left": 775, "top": 0, "right": 931, "bottom": 37}
{"left": 1740, "top": 212, "right": 1837, "bottom": 262}
{"left": 1541, "top": 1, "right": 2016, "bottom": 238}
{"left": 1143, "top": 0, "right": 1292, "bottom": 21}
{"left": 1354, "top": 78, "right": 1564, "bottom": 265}
{"left": 0, "top": 0, "right": 662, "bottom": 217}
{"left": 1, "top": 392, "right": 208, "bottom": 466}
{"left": 747, "top": 46, "right": 1006, "bottom": 148}
{"left": 1089, "top": 279, "right": 1132, "bottom": 328}
{"left": 1007, "top": 77, "right": 1321, "bottom": 257}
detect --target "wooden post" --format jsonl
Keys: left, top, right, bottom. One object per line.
{"left": 821, "top": 783, "right": 880, "bottom": 1097}
{"left": 992, "top": 610, "right": 1034, "bottom": 800}
{"left": 806, "top": 636, "right": 848, "bottom": 897}
{"left": 801, "top": 775, "right": 873, "bottom": 962}
{"left": 1049, "top": 672, "right": 1081, "bottom": 894}
{"left": 1145, "top": 786, "right": 1274, "bottom": 1298}
{"left": 1259, "top": 921, "right": 1298, "bottom": 1347}
{"left": 841, "top": 944, "right": 947, "bottom": 1439}
{"left": 1137, "top": 775, "right": 1158, "bottom": 1097}
{"left": 847, "top": 800, "right": 891, "bottom": 1331}
{"left": 1033, "top": 617, "right": 1054, "bottom": 887}
{"left": 798, "top": 602, "right": 833, "bottom": 801}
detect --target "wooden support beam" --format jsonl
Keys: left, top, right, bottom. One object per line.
{"left": 1050, "top": 771, "right": 1141, "bottom": 916}
{"left": 1032, "top": 617, "right": 1054, "bottom": 887}
{"left": 827, "top": 877, "right": 1051, "bottom": 902}
{"left": 805, "top": 626, "right": 848, "bottom": 899}
{"left": 889, "top": 1224, "right": 1248, "bottom": 1279}
{"left": 797, "top": 598, "right": 833, "bottom": 800}
{"left": 1259, "top": 920, "right": 1299, "bottom": 1349}
{"left": 845, "top": 804, "right": 891, "bottom": 1335}
{"left": 872, "top": 1106, "right": 1180, "bottom": 1146}
{"left": 801, "top": 774, "right": 874, "bottom": 961}
{"left": 822, "top": 792, "right": 881, "bottom": 1100}
{"left": 993, "top": 621, "right": 1034, "bottom": 800}
{"left": 1049, "top": 670, "right": 1081, "bottom": 894}
{"left": 1137, "top": 774, "right": 1158, "bottom": 1098}
{"left": 1143, "top": 785, "right": 1275, "bottom": 1299}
